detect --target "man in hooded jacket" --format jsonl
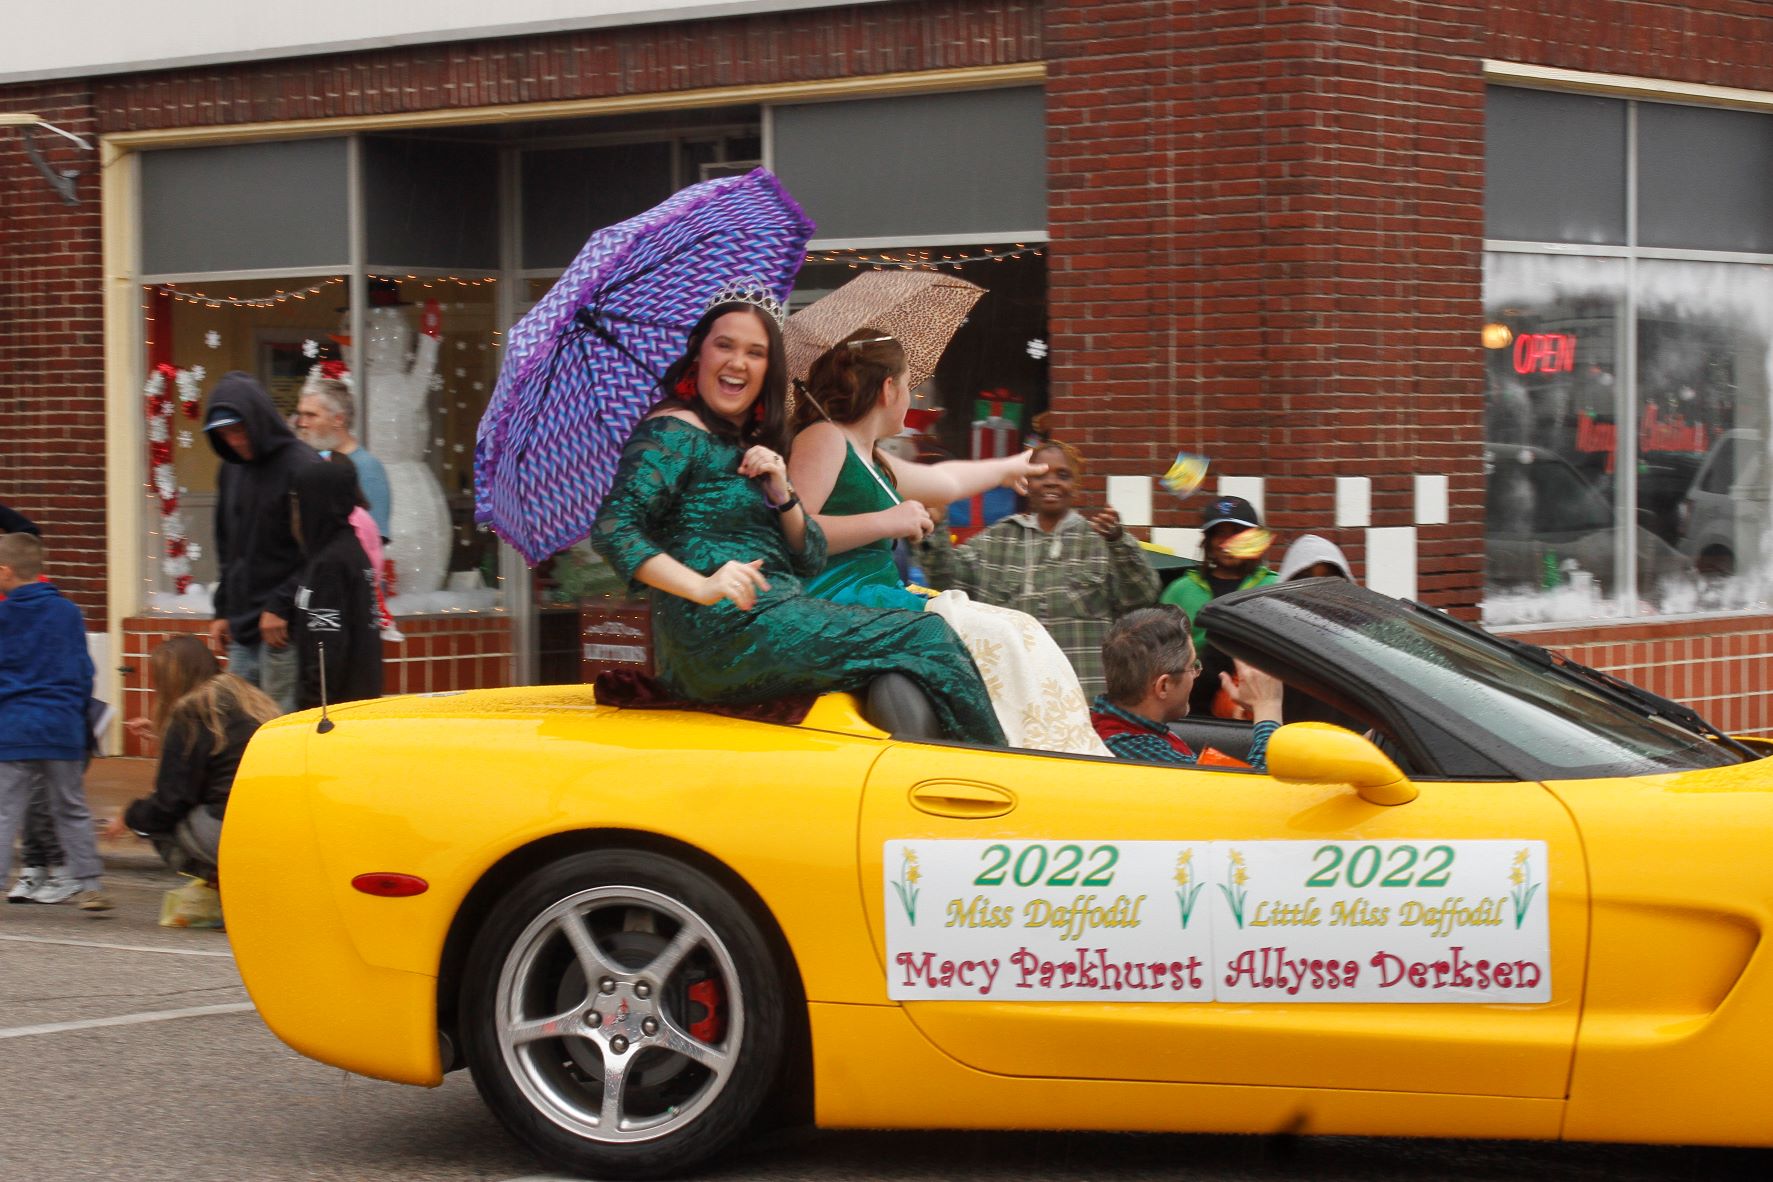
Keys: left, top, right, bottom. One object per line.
{"left": 290, "top": 463, "right": 383, "bottom": 710}
{"left": 204, "top": 372, "right": 320, "bottom": 712}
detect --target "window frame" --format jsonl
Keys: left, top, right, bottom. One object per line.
{"left": 1485, "top": 84, "right": 1773, "bottom": 625}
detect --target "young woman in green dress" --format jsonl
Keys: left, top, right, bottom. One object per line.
{"left": 590, "top": 296, "right": 1005, "bottom": 745}
{"left": 787, "top": 330, "right": 1109, "bottom": 755}
{"left": 787, "top": 330, "right": 1042, "bottom": 609}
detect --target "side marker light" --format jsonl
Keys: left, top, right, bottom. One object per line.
{"left": 352, "top": 873, "right": 429, "bottom": 897}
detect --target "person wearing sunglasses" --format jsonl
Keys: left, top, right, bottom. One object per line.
{"left": 1090, "top": 605, "right": 1283, "bottom": 770}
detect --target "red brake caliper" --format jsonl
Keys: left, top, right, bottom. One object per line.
{"left": 687, "top": 978, "right": 725, "bottom": 1043}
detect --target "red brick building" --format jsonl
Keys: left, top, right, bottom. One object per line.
{"left": 6, "top": 0, "right": 1773, "bottom": 739}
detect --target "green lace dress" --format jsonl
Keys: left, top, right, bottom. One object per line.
{"left": 591, "top": 417, "right": 1004, "bottom": 744}
{"left": 801, "top": 444, "right": 926, "bottom": 611}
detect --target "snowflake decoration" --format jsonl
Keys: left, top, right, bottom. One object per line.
{"left": 454, "top": 367, "right": 467, "bottom": 378}
{"left": 433, "top": 437, "right": 446, "bottom": 447}
{"left": 204, "top": 330, "right": 221, "bottom": 349}
{"left": 427, "top": 374, "right": 445, "bottom": 392}
{"left": 472, "top": 381, "right": 483, "bottom": 391}
{"left": 177, "top": 429, "right": 194, "bottom": 449}
{"left": 1025, "top": 338, "right": 1049, "bottom": 360}
{"left": 453, "top": 443, "right": 465, "bottom": 453}
{"left": 455, "top": 339, "right": 467, "bottom": 351}
{"left": 187, "top": 543, "right": 203, "bottom": 562}
{"left": 301, "top": 338, "right": 320, "bottom": 359}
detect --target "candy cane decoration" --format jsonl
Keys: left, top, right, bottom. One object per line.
{"left": 143, "top": 361, "right": 204, "bottom": 594}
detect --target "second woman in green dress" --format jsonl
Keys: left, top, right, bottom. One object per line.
{"left": 787, "top": 330, "right": 1111, "bottom": 755}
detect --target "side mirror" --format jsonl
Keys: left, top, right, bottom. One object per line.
{"left": 1265, "top": 722, "right": 1418, "bottom": 806}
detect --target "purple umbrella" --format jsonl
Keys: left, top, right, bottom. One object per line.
{"left": 475, "top": 168, "right": 815, "bottom": 564}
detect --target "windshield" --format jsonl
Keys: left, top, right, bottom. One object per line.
{"left": 1248, "top": 591, "right": 1742, "bottom": 778}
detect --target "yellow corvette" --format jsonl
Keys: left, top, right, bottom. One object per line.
{"left": 224, "top": 579, "right": 1773, "bottom": 1178}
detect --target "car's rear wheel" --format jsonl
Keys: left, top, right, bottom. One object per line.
{"left": 460, "top": 849, "right": 783, "bottom": 1179}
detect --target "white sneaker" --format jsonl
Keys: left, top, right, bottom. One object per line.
{"left": 30, "top": 876, "right": 82, "bottom": 905}
{"left": 7, "top": 867, "right": 46, "bottom": 904}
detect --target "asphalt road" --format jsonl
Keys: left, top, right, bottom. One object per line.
{"left": 1, "top": 867, "right": 1765, "bottom": 1182}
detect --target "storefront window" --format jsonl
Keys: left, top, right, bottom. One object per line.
{"left": 1482, "top": 255, "right": 1631, "bottom": 624}
{"left": 133, "top": 104, "right": 1046, "bottom": 683}
{"left": 1637, "top": 259, "right": 1773, "bottom": 611}
{"left": 141, "top": 275, "right": 347, "bottom": 612}
{"left": 360, "top": 273, "right": 504, "bottom": 614}
{"left": 1483, "top": 87, "right": 1773, "bottom": 626}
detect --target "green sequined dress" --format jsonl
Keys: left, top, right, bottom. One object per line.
{"left": 591, "top": 417, "right": 1004, "bottom": 744}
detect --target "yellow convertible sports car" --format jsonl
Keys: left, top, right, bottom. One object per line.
{"left": 224, "top": 579, "right": 1773, "bottom": 1178}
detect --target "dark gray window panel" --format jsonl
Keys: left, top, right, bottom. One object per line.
{"left": 1484, "top": 87, "right": 1626, "bottom": 245}
{"left": 364, "top": 136, "right": 499, "bottom": 271}
{"left": 773, "top": 88, "right": 1046, "bottom": 240}
{"left": 1638, "top": 103, "right": 1773, "bottom": 254}
{"left": 141, "top": 138, "right": 349, "bottom": 274}
{"left": 521, "top": 142, "right": 675, "bottom": 270}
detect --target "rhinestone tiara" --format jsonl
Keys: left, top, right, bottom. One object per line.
{"left": 707, "top": 276, "right": 787, "bottom": 326}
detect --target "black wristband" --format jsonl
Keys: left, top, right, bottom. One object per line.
{"left": 773, "top": 495, "right": 801, "bottom": 515}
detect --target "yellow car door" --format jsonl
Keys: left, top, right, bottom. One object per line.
{"left": 856, "top": 733, "right": 1587, "bottom": 1100}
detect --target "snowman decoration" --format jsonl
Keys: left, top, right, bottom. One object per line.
{"left": 356, "top": 289, "right": 452, "bottom": 598}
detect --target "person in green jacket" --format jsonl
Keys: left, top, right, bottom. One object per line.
{"left": 1159, "top": 494, "right": 1277, "bottom": 715}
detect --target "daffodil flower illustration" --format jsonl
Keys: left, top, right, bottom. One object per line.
{"left": 1509, "top": 848, "right": 1539, "bottom": 928}
{"left": 1219, "top": 849, "right": 1250, "bottom": 929}
{"left": 1174, "top": 849, "right": 1204, "bottom": 928}
{"left": 891, "top": 848, "right": 921, "bottom": 925}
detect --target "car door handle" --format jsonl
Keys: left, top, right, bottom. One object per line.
{"left": 909, "top": 780, "right": 1017, "bottom": 818}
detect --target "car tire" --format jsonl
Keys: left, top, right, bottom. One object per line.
{"left": 460, "top": 849, "right": 784, "bottom": 1179}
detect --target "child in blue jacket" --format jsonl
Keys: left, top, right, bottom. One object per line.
{"left": 0, "top": 533, "right": 109, "bottom": 910}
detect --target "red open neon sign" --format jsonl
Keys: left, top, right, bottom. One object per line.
{"left": 1513, "top": 333, "right": 1576, "bottom": 375}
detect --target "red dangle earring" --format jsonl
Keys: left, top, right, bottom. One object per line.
{"left": 752, "top": 398, "right": 766, "bottom": 423}
{"left": 674, "top": 369, "right": 698, "bottom": 398}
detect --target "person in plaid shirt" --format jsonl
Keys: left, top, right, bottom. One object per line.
{"left": 915, "top": 439, "right": 1159, "bottom": 697}
{"left": 1090, "top": 606, "right": 1283, "bottom": 770}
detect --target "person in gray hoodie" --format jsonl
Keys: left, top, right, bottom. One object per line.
{"left": 203, "top": 372, "right": 320, "bottom": 712}
{"left": 1275, "top": 534, "right": 1364, "bottom": 730}
{"left": 1276, "top": 533, "right": 1356, "bottom": 583}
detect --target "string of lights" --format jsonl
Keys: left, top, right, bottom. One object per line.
{"left": 144, "top": 274, "right": 502, "bottom": 308}
{"left": 147, "top": 276, "right": 346, "bottom": 309}
{"left": 805, "top": 244, "right": 1045, "bottom": 270}
{"left": 388, "top": 274, "right": 499, "bottom": 289}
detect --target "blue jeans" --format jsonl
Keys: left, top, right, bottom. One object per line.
{"left": 0, "top": 760, "right": 102, "bottom": 882}
{"left": 226, "top": 639, "right": 298, "bottom": 714}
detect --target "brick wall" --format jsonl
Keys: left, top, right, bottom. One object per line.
{"left": 91, "top": 0, "right": 1043, "bottom": 132}
{"left": 1488, "top": 1, "right": 1773, "bottom": 90}
{"left": 1043, "top": 0, "right": 1490, "bottom": 615}
{"left": 0, "top": 84, "right": 106, "bottom": 624}
{"left": 1504, "top": 615, "right": 1773, "bottom": 736}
